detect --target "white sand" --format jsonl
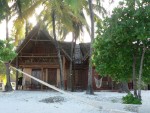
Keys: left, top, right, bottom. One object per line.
{"left": 0, "top": 90, "right": 149, "bottom": 113}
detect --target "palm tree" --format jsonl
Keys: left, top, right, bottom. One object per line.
{"left": 64, "top": 0, "right": 106, "bottom": 93}
{"left": 49, "top": 1, "right": 88, "bottom": 90}
{"left": 86, "top": 0, "right": 94, "bottom": 94}
{"left": 33, "top": 1, "right": 72, "bottom": 89}
{"left": 65, "top": 0, "right": 96, "bottom": 94}
{"left": 37, "top": 1, "right": 87, "bottom": 90}
{"left": 4, "top": 15, "right": 13, "bottom": 91}
{"left": 69, "top": 14, "right": 90, "bottom": 91}
{"left": 52, "top": 9, "right": 64, "bottom": 89}
{"left": 55, "top": 8, "right": 90, "bottom": 91}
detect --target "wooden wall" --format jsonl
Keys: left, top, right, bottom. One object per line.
{"left": 22, "top": 68, "right": 31, "bottom": 89}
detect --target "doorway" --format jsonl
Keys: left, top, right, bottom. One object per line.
{"left": 31, "top": 69, "right": 41, "bottom": 89}
{"left": 48, "top": 68, "right": 57, "bottom": 86}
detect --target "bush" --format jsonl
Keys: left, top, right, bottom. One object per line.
{"left": 122, "top": 93, "right": 142, "bottom": 104}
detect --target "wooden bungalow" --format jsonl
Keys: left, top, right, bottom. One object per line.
{"left": 11, "top": 25, "right": 115, "bottom": 91}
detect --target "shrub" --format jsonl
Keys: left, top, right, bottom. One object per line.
{"left": 122, "top": 93, "right": 142, "bottom": 104}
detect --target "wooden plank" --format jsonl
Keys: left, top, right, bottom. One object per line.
{"left": 19, "top": 65, "right": 59, "bottom": 68}
{"left": 30, "top": 39, "right": 52, "bottom": 41}
{"left": 41, "top": 68, "right": 43, "bottom": 90}
{"left": 19, "top": 56, "right": 58, "bottom": 58}
{"left": 63, "top": 56, "right": 66, "bottom": 89}
{"left": 63, "top": 56, "right": 66, "bottom": 79}
{"left": 48, "top": 69, "right": 57, "bottom": 86}
{"left": 46, "top": 69, "right": 48, "bottom": 89}
{"left": 19, "top": 53, "right": 58, "bottom": 56}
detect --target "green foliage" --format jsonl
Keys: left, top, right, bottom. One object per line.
{"left": 0, "top": 39, "right": 16, "bottom": 62}
{"left": 64, "top": 0, "right": 85, "bottom": 13}
{"left": 37, "top": 0, "right": 91, "bottom": 41}
{"left": 0, "top": 62, "right": 5, "bottom": 75}
{"left": 122, "top": 93, "right": 142, "bottom": 104}
{"left": 0, "top": 0, "right": 43, "bottom": 44}
{"left": 13, "top": 0, "right": 43, "bottom": 44}
{"left": 93, "top": 0, "right": 150, "bottom": 82}
{"left": 142, "top": 42, "right": 150, "bottom": 83}
{"left": 0, "top": 0, "right": 10, "bottom": 21}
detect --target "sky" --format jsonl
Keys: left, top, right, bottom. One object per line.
{"left": 0, "top": 0, "right": 121, "bottom": 42}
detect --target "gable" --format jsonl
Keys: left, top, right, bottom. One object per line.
{"left": 12, "top": 25, "right": 90, "bottom": 66}
{"left": 16, "top": 26, "right": 57, "bottom": 56}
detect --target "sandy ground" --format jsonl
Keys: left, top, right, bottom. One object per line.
{"left": 0, "top": 90, "right": 150, "bottom": 113}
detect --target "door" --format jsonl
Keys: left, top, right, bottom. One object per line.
{"left": 31, "top": 69, "right": 41, "bottom": 89}
{"left": 48, "top": 68, "right": 57, "bottom": 86}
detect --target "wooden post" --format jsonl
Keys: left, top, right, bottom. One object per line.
{"left": 46, "top": 68, "right": 48, "bottom": 89}
{"left": 22, "top": 68, "right": 24, "bottom": 90}
{"left": 63, "top": 56, "right": 66, "bottom": 89}
{"left": 16, "top": 57, "right": 19, "bottom": 90}
{"left": 41, "top": 68, "right": 43, "bottom": 90}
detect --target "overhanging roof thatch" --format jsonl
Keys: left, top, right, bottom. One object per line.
{"left": 16, "top": 25, "right": 54, "bottom": 53}
{"left": 14, "top": 25, "right": 74, "bottom": 61}
{"left": 13, "top": 25, "right": 90, "bottom": 64}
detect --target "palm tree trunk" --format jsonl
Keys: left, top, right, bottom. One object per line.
{"left": 52, "top": 11, "right": 64, "bottom": 89}
{"left": 4, "top": 16, "right": 13, "bottom": 91}
{"left": 72, "top": 38, "right": 77, "bottom": 91}
{"left": 138, "top": 46, "right": 146, "bottom": 100}
{"left": 86, "top": 0, "right": 94, "bottom": 94}
{"left": 4, "top": 62, "right": 13, "bottom": 91}
{"left": 68, "top": 35, "right": 74, "bottom": 91}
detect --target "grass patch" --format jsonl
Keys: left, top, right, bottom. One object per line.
{"left": 122, "top": 93, "right": 142, "bottom": 105}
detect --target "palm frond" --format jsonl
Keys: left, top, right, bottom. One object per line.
{"left": 0, "top": 0, "right": 10, "bottom": 21}
{"left": 13, "top": 17, "right": 25, "bottom": 45}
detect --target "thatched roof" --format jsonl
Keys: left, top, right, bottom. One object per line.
{"left": 79, "top": 43, "right": 90, "bottom": 60}
{"left": 15, "top": 25, "right": 73, "bottom": 60}
{"left": 14, "top": 25, "right": 90, "bottom": 63}
{"left": 16, "top": 25, "right": 55, "bottom": 53}
{"left": 59, "top": 41, "right": 75, "bottom": 61}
